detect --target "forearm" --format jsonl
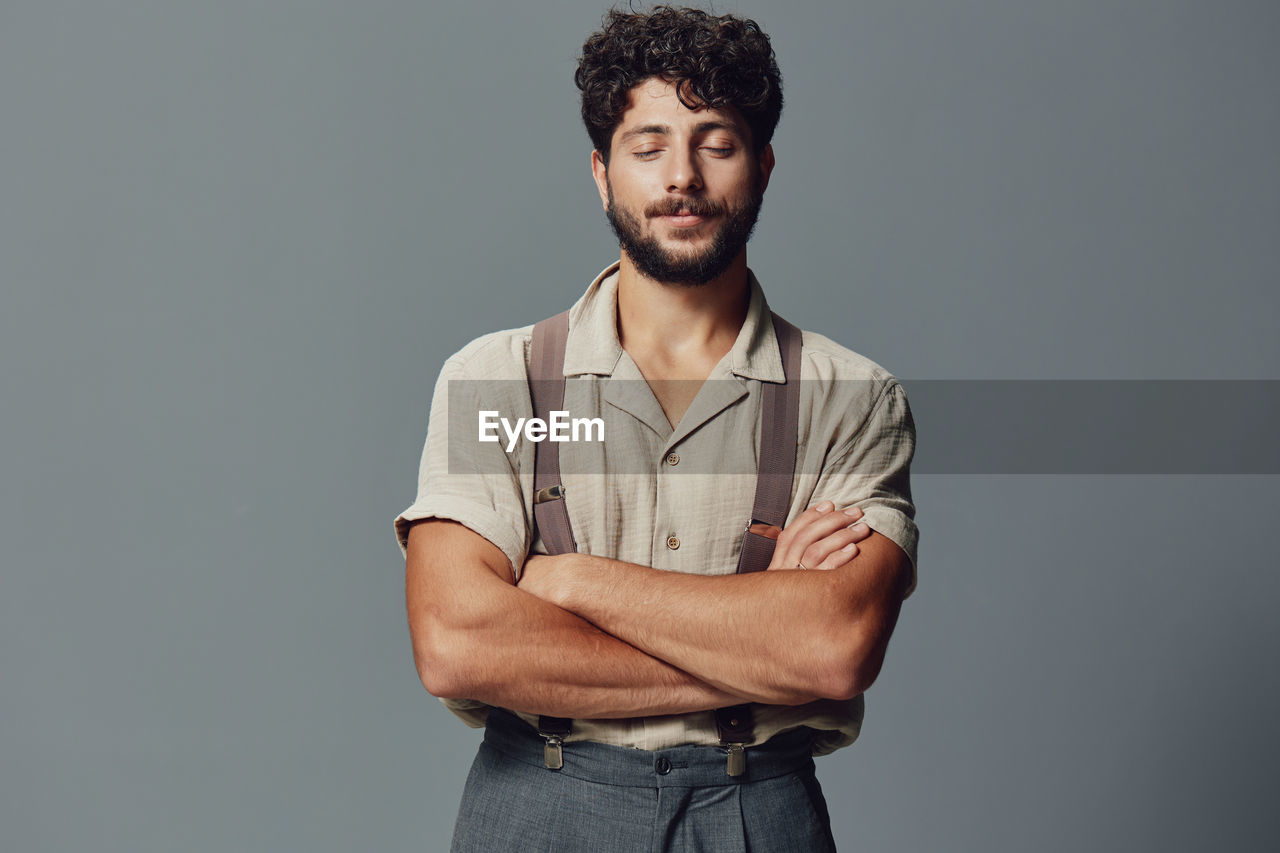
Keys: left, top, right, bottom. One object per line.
{"left": 418, "top": 577, "right": 745, "bottom": 719}
{"left": 546, "top": 541, "right": 906, "bottom": 704}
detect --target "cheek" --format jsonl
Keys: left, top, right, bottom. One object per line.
{"left": 717, "top": 164, "right": 759, "bottom": 192}
{"left": 610, "top": 182, "right": 651, "bottom": 213}
{"left": 609, "top": 170, "right": 645, "bottom": 195}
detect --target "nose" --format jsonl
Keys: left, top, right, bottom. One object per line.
{"left": 663, "top": 145, "right": 703, "bottom": 193}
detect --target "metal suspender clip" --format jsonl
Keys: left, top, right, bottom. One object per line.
{"left": 537, "top": 716, "right": 572, "bottom": 770}
{"left": 745, "top": 518, "right": 782, "bottom": 540}
{"left": 542, "top": 735, "right": 565, "bottom": 770}
{"left": 534, "top": 484, "right": 565, "bottom": 504}
{"left": 727, "top": 742, "right": 747, "bottom": 773}
{"left": 715, "top": 705, "right": 752, "bottom": 777}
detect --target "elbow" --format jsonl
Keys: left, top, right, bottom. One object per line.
{"left": 815, "top": 566, "right": 909, "bottom": 701}
{"left": 410, "top": 621, "right": 471, "bottom": 699}
{"left": 813, "top": 624, "right": 891, "bottom": 702}
{"left": 414, "top": 650, "right": 458, "bottom": 699}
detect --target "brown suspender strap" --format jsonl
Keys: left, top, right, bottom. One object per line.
{"left": 734, "top": 313, "right": 804, "bottom": 573}
{"left": 527, "top": 309, "right": 804, "bottom": 774}
{"left": 529, "top": 311, "right": 578, "bottom": 558}
{"left": 528, "top": 311, "right": 576, "bottom": 763}
{"left": 715, "top": 313, "right": 803, "bottom": 774}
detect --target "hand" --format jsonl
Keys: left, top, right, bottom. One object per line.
{"left": 764, "top": 500, "right": 872, "bottom": 571}
{"left": 517, "top": 553, "right": 574, "bottom": 607}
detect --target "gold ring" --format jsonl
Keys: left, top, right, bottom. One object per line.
{"left": 797, "top": 560, "right": 809, "bottom": 570}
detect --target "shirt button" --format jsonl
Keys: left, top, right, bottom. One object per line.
{"left": 665, "top": 452, "right": 680, "bottom": 466}
{"left": 666, "top": 535, "right": 680, "bottom": 550}
{"left": 655, "top": 756, "right": 672, "bottom": 775}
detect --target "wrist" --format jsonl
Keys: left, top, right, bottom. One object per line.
{"left": 554, "top": 552, "right": 591, "bottom": 611}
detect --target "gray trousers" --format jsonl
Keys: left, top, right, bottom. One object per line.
{"left": 450, "top": 709, "right": 837, "bottom": 852}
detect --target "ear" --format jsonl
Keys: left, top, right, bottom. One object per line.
{"left": 758, "top": 144, "right": 776, "bottom": 194}
{"left": 591, "top": 149, "right": 610, "bottom": 212}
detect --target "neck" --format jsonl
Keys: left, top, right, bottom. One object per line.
{"left": 615, "top": 251, "right": 751, "bottom": 372}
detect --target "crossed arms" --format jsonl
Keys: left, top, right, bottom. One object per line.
{"left": 404, "top": 501, "right": 913, "bottom": 719}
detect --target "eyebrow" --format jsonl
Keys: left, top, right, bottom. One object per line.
{"left": 617, "top": 121, "right": 745, "bottom": 144}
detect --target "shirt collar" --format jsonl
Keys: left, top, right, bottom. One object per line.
{"left": 562, "top": 261, "right": 786, "bottom": 384}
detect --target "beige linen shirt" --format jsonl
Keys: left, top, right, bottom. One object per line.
{"left": 395, "top": 262, "right": 918, "bottom": 757}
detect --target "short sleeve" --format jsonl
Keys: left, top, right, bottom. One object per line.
{"left": 812, "top": 380, "right": 920, "bottom": 598}
{"left": 393, "top": 355, "right": 532, "bottom": 579}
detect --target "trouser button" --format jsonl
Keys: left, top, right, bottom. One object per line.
{"left": 655, "top": 756, "right": 672, "bottom": 775}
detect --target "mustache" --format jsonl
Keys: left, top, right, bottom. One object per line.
{"left": 645, "top": 198, "right": 726, "bottom": 218}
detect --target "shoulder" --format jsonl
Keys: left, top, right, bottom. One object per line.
{"left": 439, "top": 324, "right": 535, "bottom": 381}
{"left": 795, "top": 327, "right": 898, "bottom": 385}
{"left": 783, "top": 324, "right": 912, "bottom": 453}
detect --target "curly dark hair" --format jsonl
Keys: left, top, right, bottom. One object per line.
{"left": 575, "top": 5, "right": 783, "bottom": 163}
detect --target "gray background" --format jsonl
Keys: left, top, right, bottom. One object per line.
{"left": 2, "top": 0, "right": 1277, "bottom": 850}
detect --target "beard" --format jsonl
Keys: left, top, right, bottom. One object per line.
{"left": 605, "top": 179, "right": 763, "bottom": 287}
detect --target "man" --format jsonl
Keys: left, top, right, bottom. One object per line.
{"left": 396, "top": 6, "right": 918, "bottom": 850}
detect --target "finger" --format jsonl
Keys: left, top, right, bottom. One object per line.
{"left": 779, "top": 500, "right": 836, "bottom": 542}
{"left": 814, "top": 542, "right": 858, "bottom": 571}
{"left": 775, "top": 507, "right": 857, "bottom": 568}
{"left": 775, "top": 505, "right": 864, "bottom": 567}
{"left": 845, "top": 519, "right": 872, "bottom": 543}
{"left": 799, "top": 523, "right": 869, "bottom": 570}
{"left": 768, "top": 501, "right": 834, "bottom": 568}
{"left": 777, "top": 503, "right": 856, "bottom": 553}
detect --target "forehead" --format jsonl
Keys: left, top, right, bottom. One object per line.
{"left": 615, "top": 77, "right": 749, "bottom": 136}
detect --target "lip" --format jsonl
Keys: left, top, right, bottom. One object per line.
{"left": 657, "top": 213, "right": 709, "bottom": 227}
